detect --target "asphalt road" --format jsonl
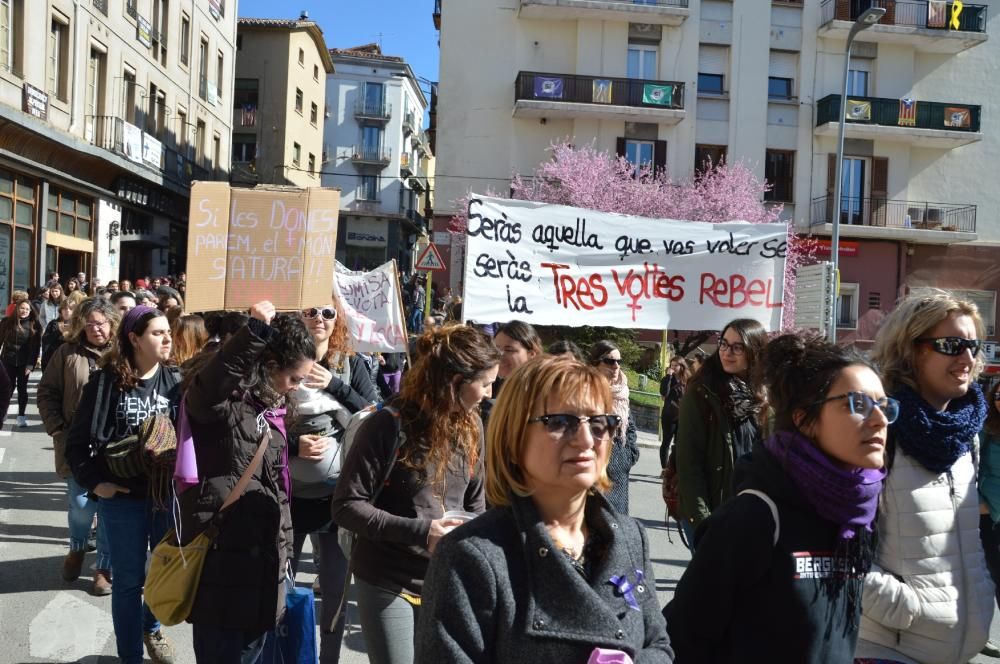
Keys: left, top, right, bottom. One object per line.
{"left": 1, "top": 371, "right": 997, "bottom": 662}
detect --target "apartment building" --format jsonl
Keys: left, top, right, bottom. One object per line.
{"left": 231, "top": 15, "right": 334, "bottom": 188}
{"left": 0, "top": 0, "right": 236, "bottom": 291}
{"left": 432, "top": 0, "right": 999, "bottom": 346}
{"left": 322, "top": 44, "right": 432, "bottom": 272}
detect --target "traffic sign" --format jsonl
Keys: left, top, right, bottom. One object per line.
{"left": 415, "top": 243, "right": 446, "bottom": 271}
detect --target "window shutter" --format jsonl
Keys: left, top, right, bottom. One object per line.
{"left": 835, "top": 0, "right": 850, "bottom": 20}
{"left": 616, "top": 137, "right": 626, "bottom": 159}
{"left": 698, "top": 46, "right": 727, "bottom": 76}
{"left": 826, "top": 153, "right": 837, "bottom": 223}
{"left": 849, "top": 57, "right": 873, "bottom": 73}
{"left": 871, "top": 158, "right": 888, "bottom": 198}
{"left": 768, "top": 51, "right": 797, "bottom": 80}
{"left": 653, "top": 140, "right": 667, "bottom": 175}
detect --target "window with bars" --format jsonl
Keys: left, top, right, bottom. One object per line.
{"left": 47, "top": 188, "right": 92, "bottom": 240}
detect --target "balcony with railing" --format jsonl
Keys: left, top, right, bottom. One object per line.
{"left": 400, "top": 152, "right": 413, "bottom": 177}
{"left": 350, "top": 145, "right": 392, "bottom": 168}
{"left": 810, "top": 196, "right": 977, "bottom": 243}
{"left": 819, "top": 0, "right": 987, "bottom": 53}
{"left": 519, "top": 0, "right": 690, "bottom": 26}
{"left": 815, "top": 94, "right": 982, "bottom": 148}
{"left": 355, "top": 100, "right": 392, "bottom": 123}
{"left": 514, "top": 71, "right": 685, "bottom": 124}
{"left": 433, "top": 0, "right": 441, "bottom": 29}
{"left": 402, "top": 111, "right": 416, "bottom": 136}
{"left": 86, "top": 115, "right": 210, "bottom": 188}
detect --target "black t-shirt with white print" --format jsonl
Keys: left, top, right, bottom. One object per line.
{"left": 113, "top": 364, "right": 180, "bottom": 441}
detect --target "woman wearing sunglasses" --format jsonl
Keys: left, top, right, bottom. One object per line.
{"left": 853, "top": 292, "right": 993, "bottom": 664}
{"left": 674, "top": 319, "right": 768, "bottom": 545}
{"left": 416, "top": 355, "right": 673, "bottom": 662}
{"left": 332, "top": 324, "right": 500, "bottom": 664}
{"left": 666, "top": 333, "right": 889, "bottom": 662}
{"left": 588, "top": 340, "right": 640, "bottom": 514}
{"left": 286, "top": 299, "right": 380, "bottom": 664}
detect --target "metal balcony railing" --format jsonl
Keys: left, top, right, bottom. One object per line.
{"left": 354, "top": 100, "right": 391, "bottom": 122}
{"left": 810, "top": 196, "right": 977, "bottom": 232}
{"left": 820, "top": 0, "right": 987, "bottom": 32}
{"left": 816, "top": 94, "right": 981, "bottom": 132}
{"left": 515, "top": 71, "right": 685, "bottom": 110}
{"left": 86, "top": 115, "right": 210, "bottom": 187}
{"left": 402, "top": 112, "right": 416, "bottom": 135}
{"left": 350, "top": 146, "right": 392, "bottom": 167}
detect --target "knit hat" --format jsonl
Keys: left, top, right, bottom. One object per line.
{"left": 119, "top": 305, "right": 158, "bottom": 345}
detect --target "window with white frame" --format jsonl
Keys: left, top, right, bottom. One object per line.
{"left": 627, "top": 44, "right": 657, "bottom": 80}
{"left": 836, "top": 282, "right": 859, "bottom": 329}
{"left": 48, "top": 13, "right": 69, "bottom": 100}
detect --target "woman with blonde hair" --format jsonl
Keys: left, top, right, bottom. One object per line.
{"left": 332, "top": 324, "right": 501, "bottom": 664}
{"left": 169, "top": 314, "right": 208, "bottom": 365}
{"left": 416, "top": 355, "right": 673, "bottom": 662}
{"left": 37, "top": 297, "right": 119, "bottom": 595}
{"left": 855, "top": 291, "right": 994, "bottom": 664}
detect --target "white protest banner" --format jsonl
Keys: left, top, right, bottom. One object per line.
{"left": 463, "top": 195, "right": 788, "bottom": 331}
{"left": 334, "top": 260, "right": 408, "bottom": 353}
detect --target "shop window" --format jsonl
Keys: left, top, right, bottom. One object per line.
{"left": 48, "top": 188, "right": 94, "bottom": 239}
{"left": 13, "top": 226, "right": 30, "bottom": 290}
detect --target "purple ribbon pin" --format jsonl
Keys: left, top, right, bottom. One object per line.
{"left": 608, "top": 569, "right": 644, "bottom": 611}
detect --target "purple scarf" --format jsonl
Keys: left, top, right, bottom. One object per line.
{"left": 764, "top": 430, "right": 886, "bottom": 539}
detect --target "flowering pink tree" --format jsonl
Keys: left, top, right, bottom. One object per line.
{"left": 450, "top": 142, "right": 813, "bottom": 329}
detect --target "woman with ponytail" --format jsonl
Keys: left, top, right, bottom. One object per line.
{"left": 665, "top": 333, "right": 891, "bottom": 662}
{"left": 332, "top": 324, "right": 501, "bottom": 664}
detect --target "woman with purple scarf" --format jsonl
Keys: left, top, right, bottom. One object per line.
{"left": 176, "top": 301, "right": 316, "bottom": 663}
{"left": 664, "top": 334, "right": 890, "bottom": 663}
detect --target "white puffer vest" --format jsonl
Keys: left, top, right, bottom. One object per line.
{"left": 856, "top": 443, "right": 995, "bottom": 664}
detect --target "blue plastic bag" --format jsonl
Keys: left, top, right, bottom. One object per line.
{"left": 262, "top": 574, "right": 318, "bottom": 664}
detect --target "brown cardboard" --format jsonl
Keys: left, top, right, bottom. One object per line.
{"left": 185, "top": 182, "right": 340, "bottom": 312}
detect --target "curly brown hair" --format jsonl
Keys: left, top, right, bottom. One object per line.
{"left": 397, "top": 324, "right": 502, "bottom": 488}
{"left": 323, "top": 295, "right": 353, "bottom": 368}
{"left": 100, "top": 308, "right": 172, "bottom": 391}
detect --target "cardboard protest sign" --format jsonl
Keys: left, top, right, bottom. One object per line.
{"left": 334, "top": 260, "right": 408, "bottom": 353}
{"left": 463, "top": 195, "right": 788, "bottom": 331}
{"left": 185, "top": 182, "right": 340, "bottom": 312}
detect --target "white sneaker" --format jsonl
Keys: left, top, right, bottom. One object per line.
{"left": 16, "top": 416, "right": 26, "bottom": 428}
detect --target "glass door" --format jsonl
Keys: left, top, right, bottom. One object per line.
{"left": 627, "top": 45, "right": 658, "bottom": 80}
{"left": 840, "top": 158, "right": 867, "bottom": 226}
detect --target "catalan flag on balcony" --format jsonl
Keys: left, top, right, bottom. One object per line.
{"left": 533, "top": 76, "right": 564, "bottom": 99}
{"left": 642, "top": 84, "right": 674, "bottom": 107}
{"left": 950, "top": 0, "right": 963, "bottom": 29}
{"left": 944, "top": 106, "right": 971, "bottom": 128}
{"left": 928, "top": 0, "right": 947, "bottom": 27}
{"left": 846, "top": 99, "right": 871, "bottom": 121}
{"left": 592, "top": 79, "right": 613, "bottom": 104}
{"left": 898, "top": 98, "right": 917, "bottom": 126}
{"left": 241, "top": 103, "right": 256, "bottom": 127}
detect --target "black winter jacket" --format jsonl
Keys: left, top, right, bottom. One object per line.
{"left": 0, "top": 317, "right": 41, "bottom": 367}
{"left": 178, "top": 319, "right": 293, "bottom": 633}
{"left": 664, "top": 442, "right": 865, "bottom": 664}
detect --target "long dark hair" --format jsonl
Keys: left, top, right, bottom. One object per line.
{"left": 690, "top": 318, "right": 768, "bottom": 408}
{"left": 239, "top": 314, "right": 316, "bottom": 407}
{"left": 398, "top": 324, "right": 502, "bottom": 487}
{"left": 0, "top": 299, "right": 42, "bottom": 339}
{"left": 101, "top": 308, "right": 168, "bottom": 391}
{"left": 494, "top": 320, "right": 543, "bottom": 356}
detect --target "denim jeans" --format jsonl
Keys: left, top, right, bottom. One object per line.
{"left": 355, "top": 577, "right": 420, "bottom": 664}
{"left": 66, "top": 476, "right": 111, "bottom": 570}
{"left": 98, "top": 494, "right": 172, "bottom": 664}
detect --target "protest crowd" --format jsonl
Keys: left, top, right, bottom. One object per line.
{"left": 2, "top": 263, "right": 999, "bottom": 664}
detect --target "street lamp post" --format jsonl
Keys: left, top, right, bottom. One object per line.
{"left": 829, "top": 6, "right": 885, "bottom": 343}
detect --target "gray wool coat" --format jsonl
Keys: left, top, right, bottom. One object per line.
{"left": 415, "top": 492, "right": 674, "bottom": 664}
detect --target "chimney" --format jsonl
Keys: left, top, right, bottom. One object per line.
{"left": 300, "top": 10, "right": 309, "bottom": 20}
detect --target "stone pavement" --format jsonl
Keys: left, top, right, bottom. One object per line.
{"left": 1, "top": 371, "right": 997, "bottom": 662}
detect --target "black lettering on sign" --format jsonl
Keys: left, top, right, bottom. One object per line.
{"left": 706, "top": 232, "right": 758, "bottom": 256}
{"left": 614, "top": 235, "right": 653, "bottom": 261}
{"left": 759, "top": 238, "right": 787, "bottom": 259}
{"left": 531, "top": 218, "right": 603, "bottom": 252}
{"left": 466, "top": 198, "right": 522, "bottom": 244}
{"left": 506, "top": 284, "right": 534, "bottom": 314}
{"left": 473, "top": 250, "right": 533, "bottom": 282}
{"left": 662, "top": 239, "right": 696, "bottom": 256}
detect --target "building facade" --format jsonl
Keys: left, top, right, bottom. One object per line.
{"left": 322, "top": 44, "right": 431, "bottom": 273}
{"left": 231, "top": 15, "right": 334, "bottom": 188}
{"left": 0, "top": 0, "right": 236, "bottom": 295}
{"left": 432, "top": 0, "right": 999, "bottom": 345}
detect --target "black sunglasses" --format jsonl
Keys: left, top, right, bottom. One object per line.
{"left": 528, "top": 413, "right": 622, "bottom": 440}
{"left": 600, "top": 357, "right": 622, "bottom": 366}
{"left": 303, "top": 307, "right": 337, "bottom": 321}
{"left": 916, "top": 337, "right": 981, "bottom": 357}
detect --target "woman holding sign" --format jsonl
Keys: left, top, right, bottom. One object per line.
{"left": 675, "top": 319, "right": 768, "bottom": 545}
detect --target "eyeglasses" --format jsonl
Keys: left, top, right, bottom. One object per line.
{"left": 916, "top": 336, "right": 982, "bottom": 357}
{"left": 600, "top": 357, "right": 622, "bottom": 366}
{"left": 303, "top": 307, "right": 337, "bottom": 321}
{"left": 528, "top": 413, "right": 622, "bottom": 441}
{"left": 84, "top": 321, "right": 110, "bottom": 329}
{"left": 813, "top": 392, "right": 900, "bottom": 424}
{"left": 719, "top": 339, "right": 746, "bottom": 355}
